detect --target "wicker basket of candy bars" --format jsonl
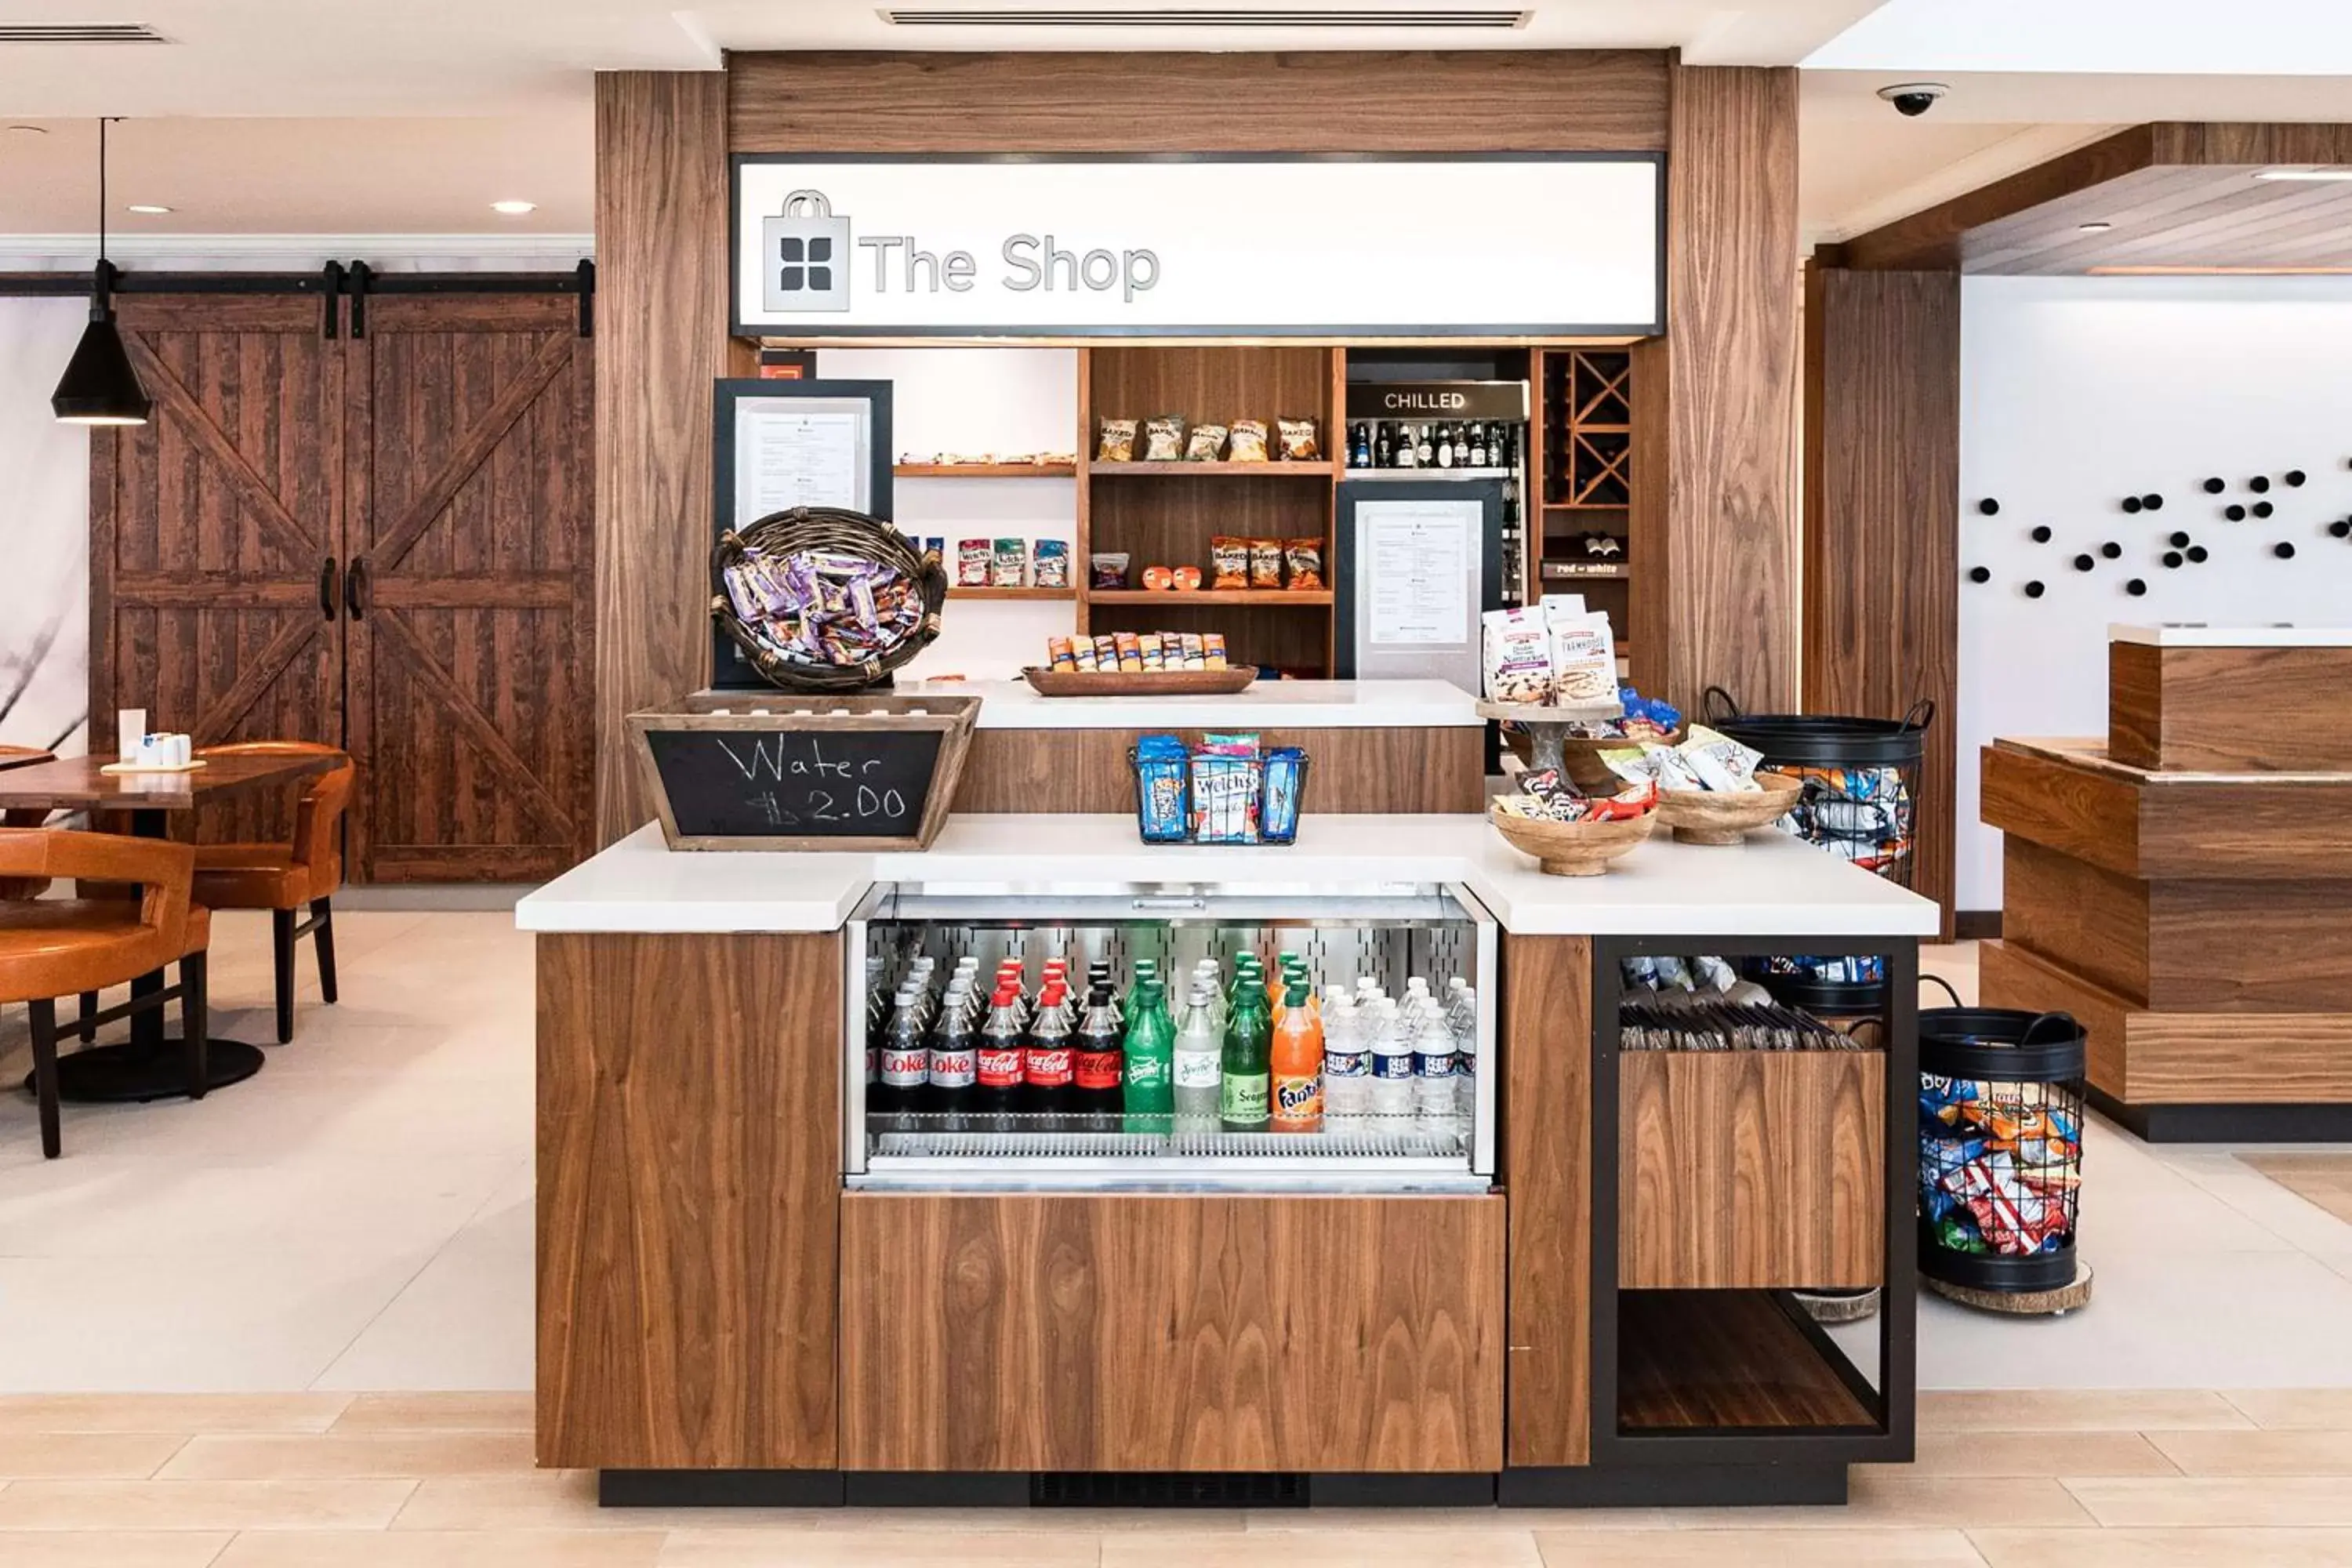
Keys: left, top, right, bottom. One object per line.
{"left": 711, "top": 506, "right": 949, "bottom": 693}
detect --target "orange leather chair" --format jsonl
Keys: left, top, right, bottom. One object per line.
{"left": 189, "top": 742, "right": 353, "bottom": 1044}
{"left": 0, "top": 829, "right": 210, "bottom": 1159}
{"left": 0, "top": 746, "right": 56, "bottom": 901}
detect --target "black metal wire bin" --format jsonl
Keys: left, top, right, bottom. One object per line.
{"left": 1707, "top": 688, "right": 1934, "bottom": 1014}
{"left": 1917, "top": 990, "right": 2087, "bottom": 1294}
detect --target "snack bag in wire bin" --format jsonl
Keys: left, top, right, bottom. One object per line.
{"left": 1774, "top": 763, "right": 1914, "bottom": 876}
{"left": 1189, "top": 755, "right": 1265, "bottom": 844}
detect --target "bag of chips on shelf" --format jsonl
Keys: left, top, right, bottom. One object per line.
{"left": 1226, "top": 419, "right": 1270, "bottom": 463}
{"left": 1096, "top": 417, "right": 1138, "bottom": 463}
{"left": 1210, "top": 537, "right": 1250, "bottom": 590}
{"left": 1283, "top": 538, "right": 1324, "bottom": 590}
{"left": 1184, "top": 422, "right": 1229, "bottom": 462}
{"left": 1248, "top": 539, "right": 1283, "bottom": 590}
{"left": 956, "top": 539, "right": 993, "bottom": 588}
{"left": 1142, "top": 415, "right": 1185, "bottom": 462}
{"left": 1091, "top": 551, "right": 1131, "bottom": 590}
{"left": 1032, "top": 539, "right": 1071, "bottom": 589}
{"left": 990, "top": 538, "right": 1028, "bottom": 587}
{"left": 1276, "top": 417, "right": 1320, "bottom": 461}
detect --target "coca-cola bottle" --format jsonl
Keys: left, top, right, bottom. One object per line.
{"left": 1073, "top": 985, "right": 1125, "bottom": 1133}
{"left": 926, "top": 979, "right": 977, "bottom": 1131}
{"left": 1023, "top": 979, "right": 1076, "bottom": 1126}
{"left": 873, "top": 985, "right": 927, "bottom": 1131}
{"left": 975, "top": 984, "right": 1025, "bottom": 1132}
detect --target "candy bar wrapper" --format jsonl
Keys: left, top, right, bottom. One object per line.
{"left": 1178, "top": 632, "right": 1207, "bottom": 671}
{"left": 1199, "top": 731, "right": 1261, "bottom": 757}
{"left": 1202, "top": 633, "right": 1229, "bottom": 671}
{"left": 1032, "top": 539, "right": 1071, "bottom": 590}
{"left": 1545, "top": 608, "right": 1618, "bottom": 704}
{"left": 1677, "top": 724, "right": 1765, "bottom": 793}
{"left": 1138, "top": 632, "right": 1167, "bottom": 672}
{"left": 990, "top": 537, "right": 1028, "bottom": 588}
{"left": 1482, "top": 607, "right": 1552, "bottom": 705}
{"left": 1581, "top": 780, "right": 1658, "bottom": 822}
{"left": 957, "top": 539, "right": 993, "bottom": 588}
{"left": 1113, "top": 631, "right": 1145, "bottom": 673}
{"left": 1047, "top": 637, "right": 1078, "bottom": 673}
{"left": 1650, "top": 745, "right": 1710, "bottom": 793}
{"left": 1518, "top": 768, "right": 1581, "bottom": 809}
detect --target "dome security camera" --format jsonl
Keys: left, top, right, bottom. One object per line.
{"left": 1878, "top": 82, "right": 1951, "bottom": 118}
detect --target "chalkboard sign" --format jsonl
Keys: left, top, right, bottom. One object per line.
{"left": 627, "top": 697, "right": 978, "bottom": 851}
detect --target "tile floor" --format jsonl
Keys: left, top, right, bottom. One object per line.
{"left": 5, "top": 918, "right": 2352, "bottom": 1563}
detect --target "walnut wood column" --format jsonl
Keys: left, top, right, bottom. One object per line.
{"left": 593, "top": 72, "right": 752, "bottom": 846}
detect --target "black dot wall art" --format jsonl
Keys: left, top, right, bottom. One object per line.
{"left": 2102, "top": 542, "right": 2123, "bottom": 559}
{"left": 2122, "top": 495, "right": 2142, "bottom": 514}
{"left": 2331, "top": 520, "right": 2351, "bottom": 539}
{"left": 2278, "top": 542, "right": 2299, "bottom": 559}
{"left": 1979, "top": 499, "right": 2001, "bottom": 516}
{"left": 2126, "top": 579, "right": 2148, "bottom": 596}
{"left": 2251, "top": 475, "right": 2273, "bottom": 493}
{"left": 2188, "top": 545, "right": 2209, "bottom": 563}
{"left": 2288, "top": 470, "right": 2309, "bottom": 487}
{"left": 2227, "top": 504, "right": 2248, "bottom": 521}
{"left": 2253, "top": 501, "right": 2276, "bottom": 519}
{"left": 2204, "top": 477, "right": 2227, "bottom": 494}
{"left": 2143, "top": 493, "right": 2164, "bottom": 510}
{"left": 2031, "top": 525, "right": 2053, "bottom": 543}
{"left": 1968, "top": 566, "right": 1991, "bottom": 583}
{"left": 2073, "top": 554, "right": 2096, "bottom": 572}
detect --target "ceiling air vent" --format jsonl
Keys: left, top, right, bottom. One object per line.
{"left": 881, "top": 8, "right": 1530, "bottom": 27}
{"left": 0, "top": 24, "right": 172, "bottom": 43}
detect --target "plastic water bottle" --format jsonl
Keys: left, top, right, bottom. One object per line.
{"left": 1411, "top": 997, "right": 1457, "bottom": 1135}
{"left": 1367, "top": 999, "right": 1415, "bottom": 1128}
{"left": 1448, "top": 984, "right": 1479, "bottom": 1138}
{"left": 1322, "top": 997, "right": 1371, "bottom": 1134}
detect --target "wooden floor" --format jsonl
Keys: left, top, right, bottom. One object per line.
{"left": 10, "top": 1392, "right": 2352, "bottom": 1564}
{"left": 2245, "top": 1154, "right": 2352, "bottom": 1227}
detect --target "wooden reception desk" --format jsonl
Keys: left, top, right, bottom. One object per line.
{"left": 1981, "top": 626, "right": 2352, "bottom": 1140}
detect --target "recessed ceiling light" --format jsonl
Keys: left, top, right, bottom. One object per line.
{"left": 2254, "top": 169, "right": 2352, "bottom": 182}
{"left": 491, "top": 199, "right": 536, "bottom": 215}
{"left": 126, "top": 204, "right": 171, "bottom": 215}
{"left": 2078, "top": 222, "right": 2113, "bottom": 233}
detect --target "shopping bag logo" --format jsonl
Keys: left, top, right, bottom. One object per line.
{"left": 762, "top": 190, "right": 851, "bottom": 314}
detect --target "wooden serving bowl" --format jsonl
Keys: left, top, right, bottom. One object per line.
{"left": 1653, "top": 772, "right": 1805, "bottom": 846}
{"left": 1489, "top": 804, "right": 1657, "bottom": 877}
{"left": 1557, "top": 726, "right": 1685, "bottom": 792}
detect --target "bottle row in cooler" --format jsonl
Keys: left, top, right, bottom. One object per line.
{"left": 865, "top": 949, "right": 1477, "bottom": 1139}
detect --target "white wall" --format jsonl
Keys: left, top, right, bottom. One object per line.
{"left": 1958, "top": 275, "right": 2352, "bottom": 909}
{"left": 0, "top": 297, "right": 91, "bottom": 759}
{"left": 816, "top": 347, "right": 1079, "bottom": 681}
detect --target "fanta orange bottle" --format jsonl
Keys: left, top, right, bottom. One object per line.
{"left": 1270, "top": 981, "right": 1324, "bottom": 1134}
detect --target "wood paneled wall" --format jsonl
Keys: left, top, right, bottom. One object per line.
{"left": 728, "top": 50, "right": 1670, "bottom": 152}
{"left": 1660, "top": 65, "right": 1801, "bottom": 715}
{"left": 1801, "top": 266, "right": 1961, "bottom": 932}
{"left": 593, "top": 72, "right": 750, "bottom": 846}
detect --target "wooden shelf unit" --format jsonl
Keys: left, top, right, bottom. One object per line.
{"left": 1077, "top": 344, "right": 1343, "bottom": 675}
{"left": 895, "top": 462, "right": 1076, "bottom": 479}
{"left": 1617, "top": 1290, "right": 1880, "bottom": 1434}
{"left": 946, "top": 586, "right": 1076, "bottom": 602}
{"left": 1531, "top": 347, "right": 1648, "bottom": 687}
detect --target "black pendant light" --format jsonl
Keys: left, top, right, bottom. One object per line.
{"left": 52, "top": 118, "right": 151, "bottom": 426}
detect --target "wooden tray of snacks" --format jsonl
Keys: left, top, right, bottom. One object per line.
{"left": 1022, "top": 667, "right": 1257, "bottom": 698}
{"left": 1653, "top": 772, "right": 1805, "bottom": 846}
{"left": 1489, "top": 804, "right": 1657, "bottom": 877}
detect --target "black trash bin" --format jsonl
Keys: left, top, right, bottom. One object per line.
{"left": 1917, "top": 984, "right": 2088, "bottom": 1294}
{"left": 1707, "top": 688, "right": 1934, "bottom": 1011}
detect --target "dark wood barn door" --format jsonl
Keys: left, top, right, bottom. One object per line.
{"left": 343, "top": 294, "right": 594, "bottom": 882}
{"left": 92, "top": 294, "right": 344, "bottom": 848}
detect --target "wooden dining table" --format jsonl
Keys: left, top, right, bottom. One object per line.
{"left": 0, "top": 749, "right": 343, "bottom": 1103}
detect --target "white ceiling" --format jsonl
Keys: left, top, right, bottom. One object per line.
{"left": 0, "top": 2, "right": 2346, "bottom": 252}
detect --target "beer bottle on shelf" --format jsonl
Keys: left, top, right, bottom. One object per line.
{"left": 1374, "top": 422, "right": 1393, "bottom": 468}
{"left": 1172, "top": 982, "right": 1222, "bottom": 1136}
{"left": 1393, "top": 424, "right": 1417, "bottom": 468}
{"left": 1022, "top": 979, "right": 1075, "bottom": 1127}
{"left": 974, "top": 984, "right": 1025, "bottom": 1131}
{"left": 1270, "top": 980, "right": 1325, "bottom": 1134}
{"left": 1415, "top": 424, "right": 1435, "bottom": 466}
{"left": 1221, "top": 981, "right": 1272, "bottom": 1134}
{"left": 1468, "top": 422, "right": 1490, "bottom": 468}
{"left": 926, "top": 980, "right": 977, "bottom": 1131}
{"left": 1073, "top": 984, "right": 1126, "bottom": 1133}
{"left": 1120, "top": 980, "right": 1174, "bottom": 1134}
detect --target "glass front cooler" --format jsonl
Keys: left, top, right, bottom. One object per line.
{"left": 844, "top": 884, "right": 1497, "bottom": 1191}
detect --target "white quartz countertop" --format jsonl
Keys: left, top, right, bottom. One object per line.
{"left": 865, "top": 677, "right": 1484, "bottom": 729}
{"left": 2111, "top": 622, "right": 2352, "bottom": 648}
{"left": 518, "top": 815, "right": 1940, "bottom": 938}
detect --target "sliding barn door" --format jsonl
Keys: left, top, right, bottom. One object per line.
{"left": 343, "top": 294, "right": 594, "bottom": 883}
{"left": 92, "top": 294, "right": 343, "bottom": 847}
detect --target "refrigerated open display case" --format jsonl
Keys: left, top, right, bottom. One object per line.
{"left": 843, "top": 884, "right": 1497, "bottom": 1192}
